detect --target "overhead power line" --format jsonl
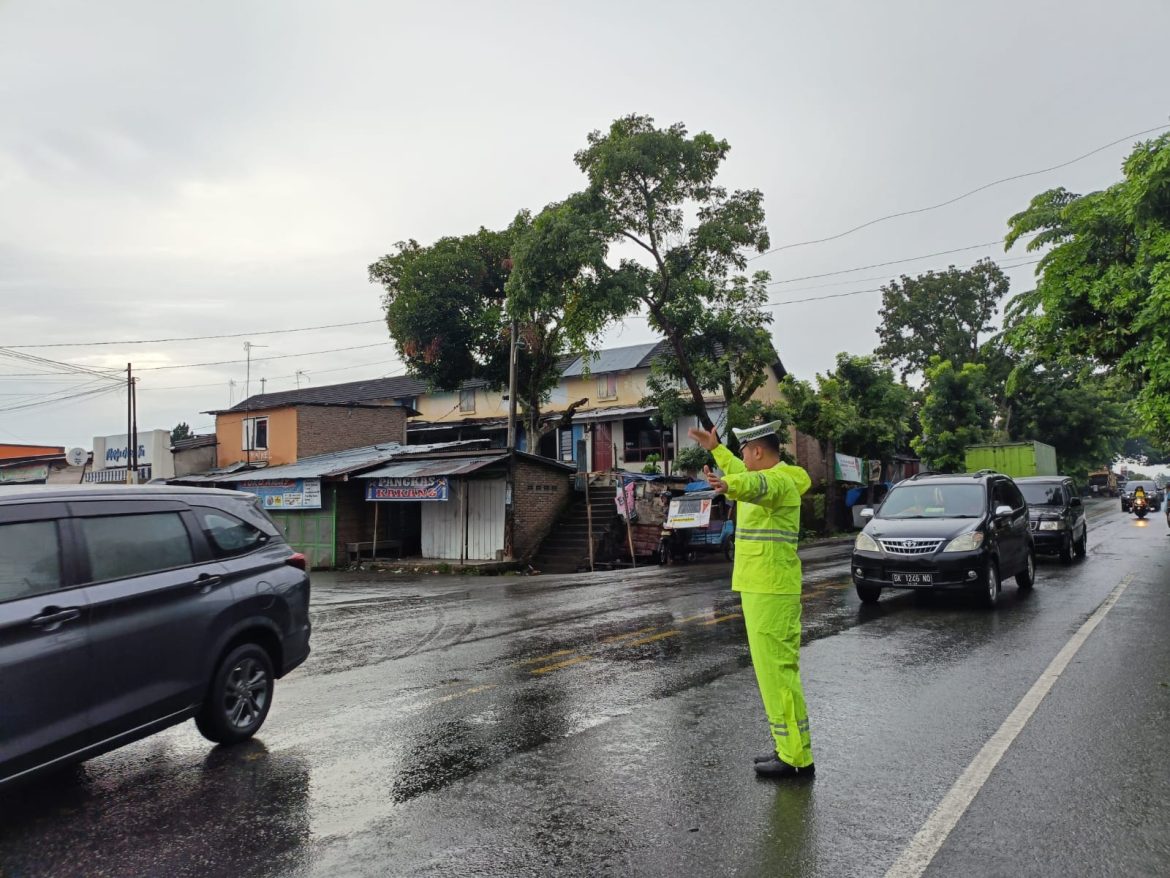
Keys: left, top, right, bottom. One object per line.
{"left": 751, "top": 121, "right": 1170, "bottom": 260}
{"left": 0, "top": 319, "right": 386, "bottom": 349}
{"left": 131, "top": 341, "right": 392, "bottom": 372}
{"left": 764, "top": 234, "right": 1040, "bottom": 286}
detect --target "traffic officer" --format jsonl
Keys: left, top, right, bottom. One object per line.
{"left": 688, "top": 421, "right": 815, "bottom": 778}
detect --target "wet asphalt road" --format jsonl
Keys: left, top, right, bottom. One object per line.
{"left": 2, "top": 499, "right": 1167, "bottom": 877}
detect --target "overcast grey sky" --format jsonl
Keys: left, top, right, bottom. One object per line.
{"left": 1, "top": 0, "right": 1167, "bottom": 449}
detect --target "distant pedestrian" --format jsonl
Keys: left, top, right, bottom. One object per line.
{"left": 687, "top": 421, "right": 816, "bottom": 779}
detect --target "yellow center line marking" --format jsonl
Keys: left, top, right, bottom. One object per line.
{"left": 701, "top": 612, "right": 743, "bottom": 626}
{"left": 531, "top": 655, "right": 592, "bottom": 675}
{"left": 427, "top": 684, "right": 496, "bottom": 706}
{"left": 600, "top": 626, "right": 661, "bottom": 644}
{"left": 515, "top": 648, "right": 577, "bottom": 666}
{"left": 625, "top": 629, "right": 682, "bottom": 647}
{"left": 677, "top": 612, "right": 717, "bottom": 624}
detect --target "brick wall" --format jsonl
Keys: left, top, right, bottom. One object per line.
{"left": 296, "top": 405, "right": 408, "bottom": 458}
{"left": 513, "top": 458, "right": 572, "bottom": 558}
{"left": 792, "top": 429, "right": 829, "bottom": 488}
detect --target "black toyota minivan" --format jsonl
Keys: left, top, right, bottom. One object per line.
{"left": 0, "top": 486, "right": 311, "bottom": 788}
{"left": 851, "top": 471, "right": 1035, "bottom": 607}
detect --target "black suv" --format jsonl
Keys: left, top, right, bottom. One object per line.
{"left": 0, "top": 486, "right": 311, "bottom": 788}
{"left": 852, "top": 471, "right": 1035, "bottom": 607}
{"left": 1016, "top": 476, "right": 1087, "bottom": 563}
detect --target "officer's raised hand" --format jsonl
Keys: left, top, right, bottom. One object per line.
{"left": 688, "top": 425, "right": 720, "bottom": 451}
{"left": 703, "top": 465, "right": 729, "bottom": 495}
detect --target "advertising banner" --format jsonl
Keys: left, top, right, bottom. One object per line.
{"left": 244, "top": 478, "right": 323, "bottom": 509}
{"left": 366, "top": 476, "right": 450, "bottom": 502}
{"left": 834, "top": 453, "right": 865, "bottom": 483}
{"left": 665, "top": 497, "right": 712, "bottom": 529}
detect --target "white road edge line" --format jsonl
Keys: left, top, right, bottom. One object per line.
{"left": 884, "top": 572, "right": 1137, "bottom": 878}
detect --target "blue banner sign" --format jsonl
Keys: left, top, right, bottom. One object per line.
{"left": 243, "top": 478, "right": 323, "bottom": 510}
{"left": 366, "top": 476, "right": 449, "bottom": 501}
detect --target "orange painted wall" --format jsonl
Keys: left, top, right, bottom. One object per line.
{"left": 215, "top": 408, "right": 298, "bottom": 468}
{"left": 0, "top": 444, "right": 64, "bottom": 460}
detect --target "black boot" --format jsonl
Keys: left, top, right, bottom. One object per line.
{"left": 754, "top": 756, "right": 815, "bottom": 779}
{"left": 754, "top": 751, "right": 778, "bottom": 764}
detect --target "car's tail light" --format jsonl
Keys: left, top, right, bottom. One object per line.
{"left": 286, "top": 552, "right": 307, "bottom": 571}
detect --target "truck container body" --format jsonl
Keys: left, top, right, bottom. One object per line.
{"left": 963, "top": 441, "right": 1058, "bottom": 478}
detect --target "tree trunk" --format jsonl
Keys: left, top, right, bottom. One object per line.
{"left": 823, "top": 438, "right": 838, "bottom": 533}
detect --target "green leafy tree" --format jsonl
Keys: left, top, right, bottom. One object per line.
{"left": 1002, "top": 365, "right": 1126, "bottom": 483}
{"left": 171, "top": 422, "right": 193, "bottom": 444}
{"left": 1004, "top": 132, "right": 1170, "bottom": 441}
{"left": 505, "top": 197, "right": 633, "bottom": 440}
{"left": 640, "top": 272, "right": 782, "bottom": 447}
{"left": 370, "top": 226, "right": 512, "bottom": 392}
{"left": 831, "top": 354, "right": 916, "bottom": 464}
{"left": 572, "top": 114, "right": 772, "bottom": 429}
{"left": 783, "top": 373, "right": 857, "bottom": 529}
{"left": 371, "top": 215, "right": 611, "bottom": 442}
{"left": 912, "top": 358, "right": 996, "bottom": 472}
{"left": 876, "top": 259, "right": 1009, "bottom": 379}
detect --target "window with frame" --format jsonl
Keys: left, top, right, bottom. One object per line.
{"left": 0, "top": 520, "right": 61, "bottom": 603}
{"left": 597, "top": 374, "right": 618, "bottom": 400}
{"left": 243, "top": 416, "right": 269, "bottom": 451}
{"left": 459, "top": 389, "right": 476, "bottom": 413}
{"left": 197, "top": 508, "right": 269, "bottom": 557}
{"left": 621, "top": 416, "right": 675, "bottom": 463}
{"left": 80, "top": 513, "right": 194, "bottom": 582}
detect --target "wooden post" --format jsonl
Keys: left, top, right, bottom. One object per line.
{"left": 371, "top": 500, "right": 379, "bottom": 562}
{"left": 585, "top": 475, "right": 595, "bottom": 573}
{"left": 460, "top": 480, "right": 468, "bottom": 564}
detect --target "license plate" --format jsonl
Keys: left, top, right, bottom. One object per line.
{"left": 892, "top": 572, "right": 933, "bottom": 586}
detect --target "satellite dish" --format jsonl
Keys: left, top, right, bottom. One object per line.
{"left": 66, "top": 447, "right": 88, "bottom": 467}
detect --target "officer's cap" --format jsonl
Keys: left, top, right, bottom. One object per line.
{"left": 731, "top": 420, "right": 784, "bottom": 444}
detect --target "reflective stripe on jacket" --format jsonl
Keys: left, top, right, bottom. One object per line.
{"left": 713, "top": 445, "right": 812, "bottom": 595}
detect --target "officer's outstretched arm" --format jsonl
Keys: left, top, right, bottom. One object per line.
{"left": 711, "top": 444, "right": 747, "bottom": 476}
{"left": 721, "top": 468, "right": 798, "bottom": 511}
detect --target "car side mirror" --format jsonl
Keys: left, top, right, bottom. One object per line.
{"left": 1069, "top": 497, "right": 1082, "bottom": 507}
{"left": 861, "top": 507, "right": 875, "bottom": 519}
{"left": 995, "top": 504, "right": 1014, "bottom": 518}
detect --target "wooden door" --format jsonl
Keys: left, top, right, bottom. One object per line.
{"left": 592, "top": 422, "right": 613, "bottom": 472}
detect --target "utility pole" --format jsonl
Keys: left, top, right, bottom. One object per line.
{"left": 260, "top": 377, "right": 267, "bottom": 394}
{"left": 243, "top": 342, "right": 266, "bottom": 467}
{"left": 130, "top": 374, "right": 139, "bottom": 483}
{"left": 507, "top": 319, "right": 518, "bottom": 450}
{"left": 126, "top": 363, "right": 133, "bottom": 485}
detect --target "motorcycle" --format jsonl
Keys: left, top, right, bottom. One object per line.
{"left": 1132, "top": 494, "right": 1149, "bottom": 519}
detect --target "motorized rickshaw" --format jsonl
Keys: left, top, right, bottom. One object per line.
{"left": 658, "top": 481, "right": 735, "bottom": 564}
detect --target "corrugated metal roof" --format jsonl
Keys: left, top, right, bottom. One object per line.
{"left": 357, "top": 455, "right": 506, "bottom": 479}
{"left": 571, "top": 405, "right": 657, "bottom": 422}
{"left": 180, "top": 440, "right": 488, "bottom": 484}
{"left": 562, "top": 342, "right": 665, "bottom": 377}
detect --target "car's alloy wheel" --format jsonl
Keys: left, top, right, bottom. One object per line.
{"left": 195, "top": 643, "right": 275, "bottom": 745}
{"left": 1017, "top": 550, "right": 1035, "bottom": 591}
{"left": 982, "top": 562, "right": 1000, "bottom": 608}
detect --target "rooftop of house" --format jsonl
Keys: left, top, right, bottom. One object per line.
{"left": 209, "top": 339, "right": 785, "bottom": 415}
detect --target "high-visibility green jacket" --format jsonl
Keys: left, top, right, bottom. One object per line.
{"left": 712, "top": 444, "right": 812, "bottom": 595}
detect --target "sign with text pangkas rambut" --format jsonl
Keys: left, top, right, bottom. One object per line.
{"left": 366, "top": 476, "right": 449, "bottom": 501}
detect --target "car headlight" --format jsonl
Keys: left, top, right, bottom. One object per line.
{"left": 855, "top": 532, "right": 880, "bottom": 552}
{"left": 1038, "top": 520, "right": 1065, "bottom": 531}
{"left": 942, "top": 531, "right": 985, "bottom": 552}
